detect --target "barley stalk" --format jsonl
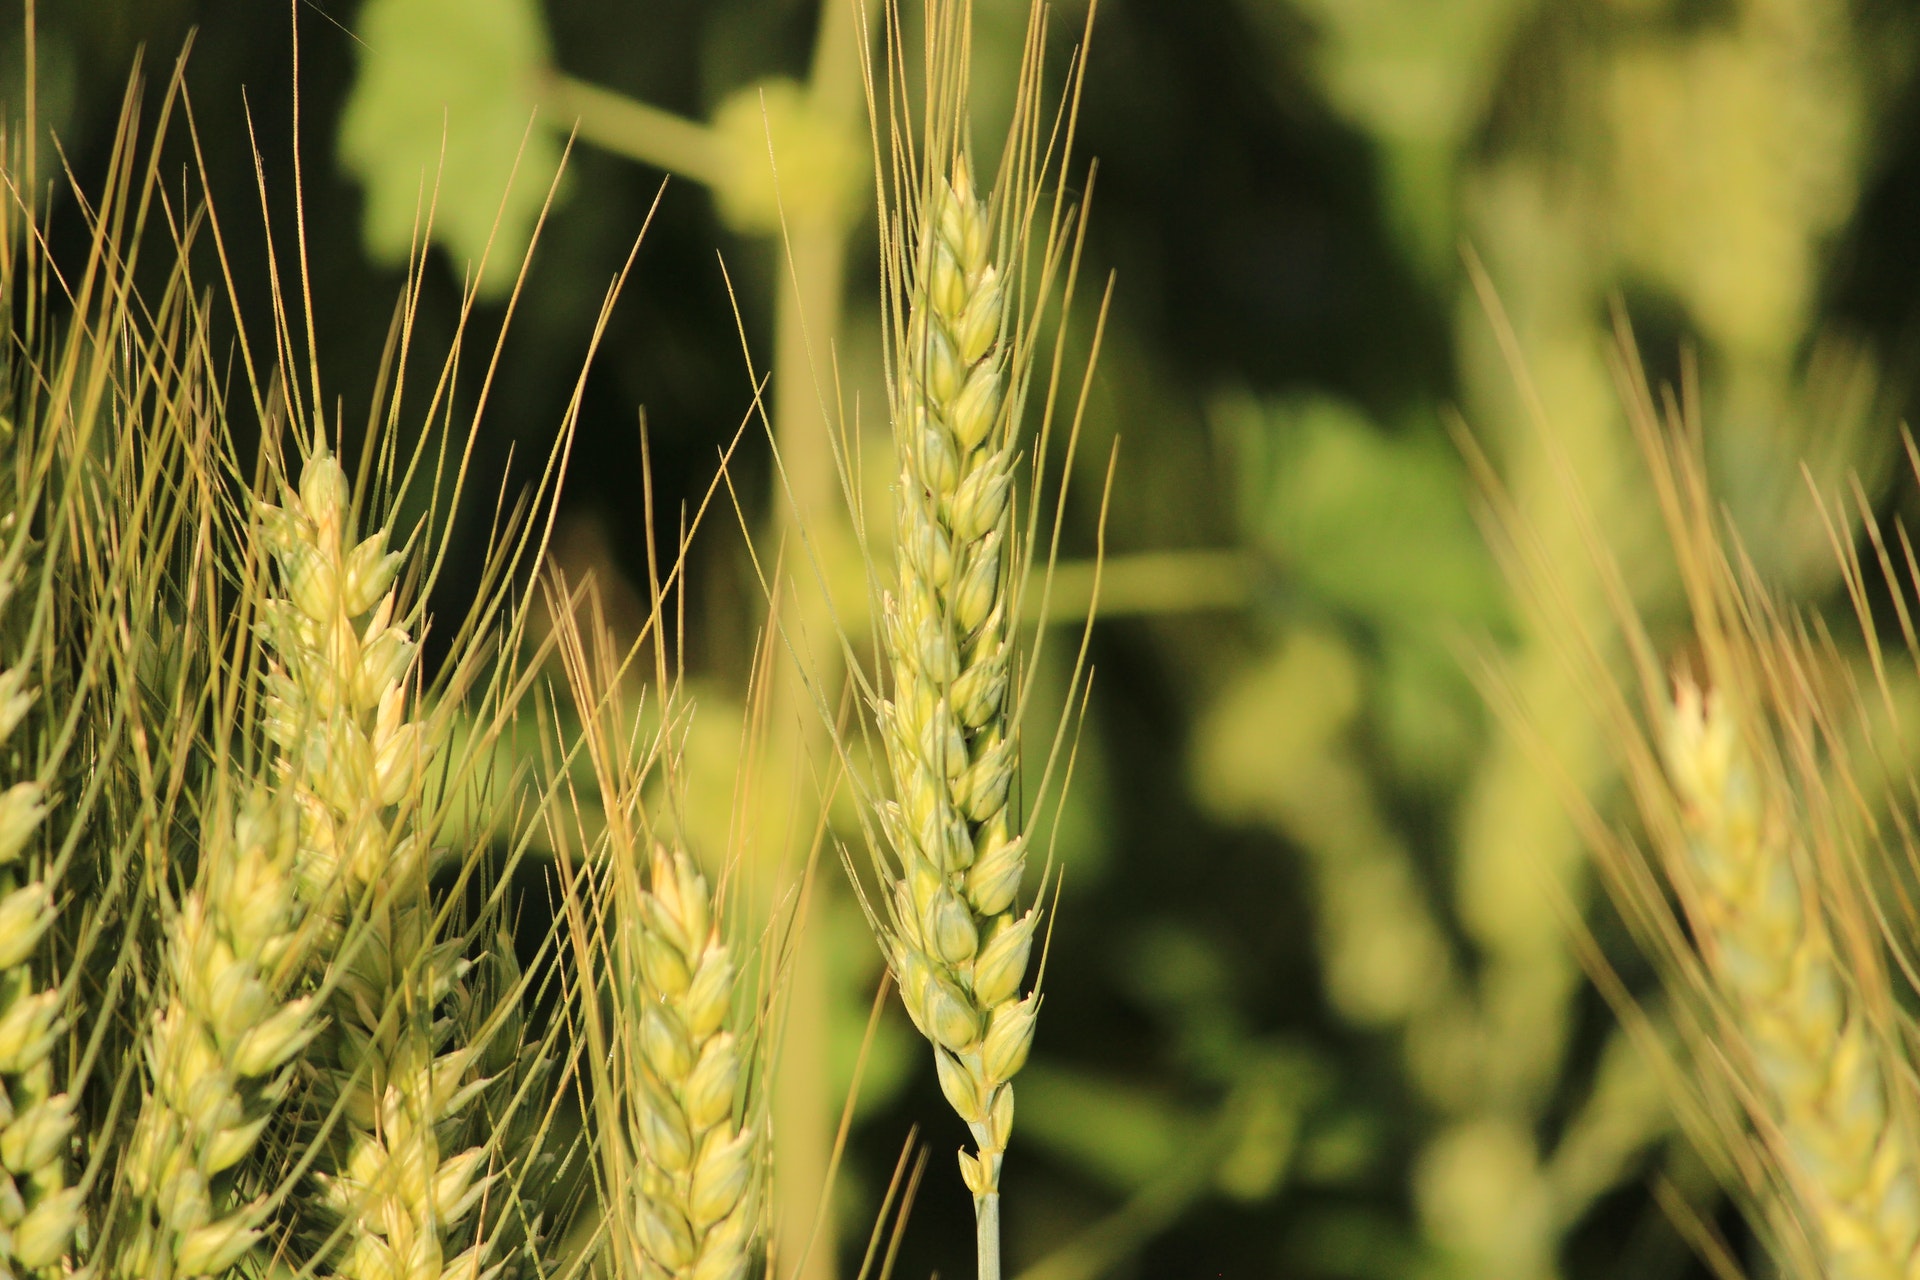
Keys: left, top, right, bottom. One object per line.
{"left": 1663, "top": 679, "right": 1920, "bottom": 1280}
{"left": 878, "top": 156, "right": 1037, "bottom": 1278}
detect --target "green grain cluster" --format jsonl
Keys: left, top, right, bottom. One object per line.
{"left": 255, "top": 451, "right": 419, "bottom": 920}
{"left": 258, "top": 451, "right": 502, "bottom": 1280}
{"left": 546, "top": 582, "right": 769, "bottom": 1280}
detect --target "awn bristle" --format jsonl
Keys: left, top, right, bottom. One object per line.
{"left": 879, "top": 159, "right": 1038, "bottom": 1223}
{"left": 257, "top": 451, "right": 495, "bottom": 1280}
{"left": 0, "top": 561, "right": 83, "bottom": 1275}
{"left": 1664, "top": 681, "right": 1920, "bottom": 1280}
{"left": 626, "top": 847, "right": 758, "bottom": 1280}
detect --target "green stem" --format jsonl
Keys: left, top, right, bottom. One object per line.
{"left": 1021, "top": 551, "right": 1252, "bottom": 623}
{"left": 538, "top": 72, "right": 727, "bottom": 188}
{"left": 977, "top": 1190, "right": 1002, "bottom": 1280}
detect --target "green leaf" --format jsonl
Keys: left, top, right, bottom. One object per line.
{"left": 339, "top": 0, "right": 563, "bottom": 295}
{"left": 1246, "top": 395, "right": 1508, "bottom": 636}
{"left": 1016, "top": 1063, "right": 1202, "bottom": 1194}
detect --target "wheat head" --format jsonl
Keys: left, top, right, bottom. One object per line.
{"left": 878, "top": 154, "right": 1038, "bottom": 1223}
{"left": 120, "top": 790, "right": 321, "bottom": 1280}
{"left": 0, "top": 558, "right": 82, "bottom": 1276}
{"left": 255, "top": 449, "right": 499, "bottom": 1280}
{"left": 622, "top": 846, "right": 758, "bottom": 1280}
{"left": 542, "top": 566, "right": 766, "bottom": 1280}
{"left": 255, "top": 450, "right": 421, "bottom": 918}
{"left": 1663, "top": 679, "right": 1920, "bottom": 1280}
{"left": 1485, "top": 329, "right": 1920, "bottom": 1280}
{"left": 120, "top": 446, "right": 422, "bottom": 1279}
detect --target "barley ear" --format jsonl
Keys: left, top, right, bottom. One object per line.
{"left": 1663, "top": 681, "right": 1920, "bottom": 1278}
{"left": 878, "top": 154, "right": 1037, "bottom": 1269}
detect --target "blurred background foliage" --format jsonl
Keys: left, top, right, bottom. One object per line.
{"left": 17, "top": 0, "right": 1920, "bottom": 1276}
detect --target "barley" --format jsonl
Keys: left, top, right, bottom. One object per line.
{"left": 1662, "top": 679, "right": 1920, "bottom": 1280}
{"left": 876, "top": 155, "right": 1036, "bottom": 1276}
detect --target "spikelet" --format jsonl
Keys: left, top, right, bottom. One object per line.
{"left": 1663, "top": 681, "right": 1920, "bottom": 1279}
{"left": 119, "top": 793, "right": 320, "bottom": 1280}
{"left": 256, "top": 449, "right": 494, "bottom": 1280}
{"left": 0, "top": 558, "right": 82, "bottom": 1277}
{"left": 624, "top": 847, "right": 759, "bottom": 1280}
{"left": 877, "top": 154, "right": 1038, "bottom": 1218}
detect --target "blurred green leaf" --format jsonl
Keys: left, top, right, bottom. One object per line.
{"left": 1258, "top": 0, "right": 1532, "bottom": 268}
{"left": 1377, "top": 635, "right": 1482, "bottom": 788}
{"left": 824, "top": 893, "right": 915, "bottom": 1119}
{"left": 1287, "top": 1207, "right": 1439, "bottom": 1280}
{"left": 1017, "top": 1064, "right": 1202, "bottom": 1194}
{"left": 1213, "top": 1050, "right": 1321, "bottom": 1201}
{"left": 339, "top": 0, "right": 563, "bottom": 295}
{"left": 1241, "top": 395, "right": 1507, "bottom": 636}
